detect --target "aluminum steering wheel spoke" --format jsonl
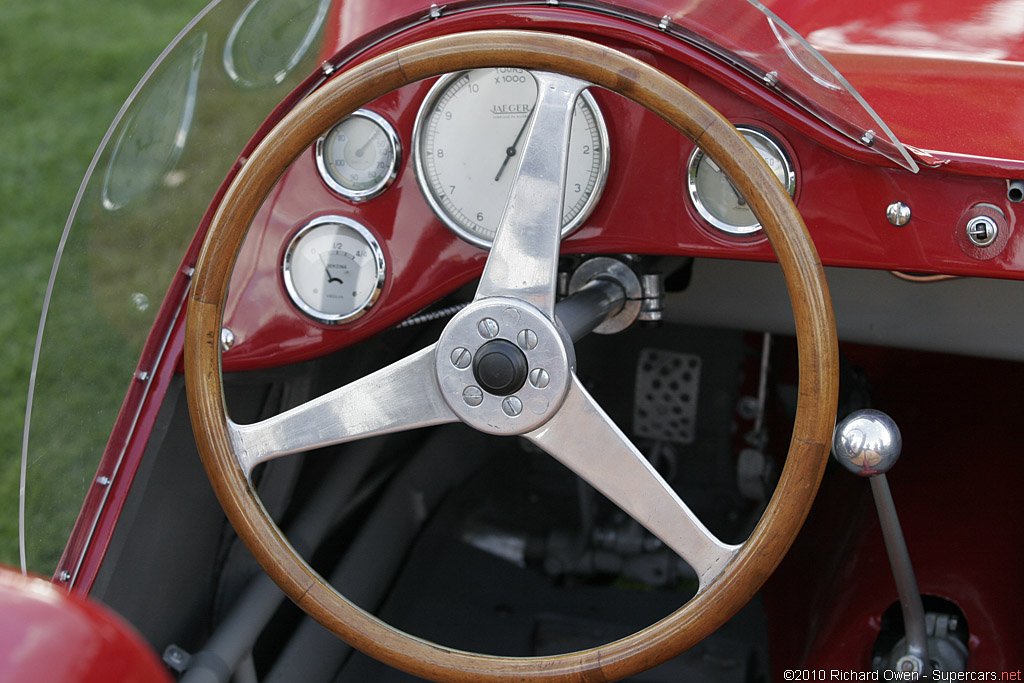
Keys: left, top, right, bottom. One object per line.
{"left": 526, "top": 376, "right": 739, "bottom": 590}
{"left": 474, "top": 72, "right": 590, "bottom": 318}
{"left": 228, "top": 345, "right": 456, "bottom": 477}
{"left": 460, "top": 72, "right": 739, "bottom": 585}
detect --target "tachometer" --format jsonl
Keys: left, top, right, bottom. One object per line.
{"left": 282, "top": 216, "right": 385, "bottom": 325}
{"left": 687, "top": 126, "right": 795, "bottom": 236}
{"left": 413, "top": 68, "right": 609, "bottom": 249}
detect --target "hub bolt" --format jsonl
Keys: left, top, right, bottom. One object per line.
{"left": 501, "top": 396, "right": 523, "bottom": 417}
{"left": 463, "top": 385, "right": 484, "bottom": 407}
{"left": 517, "top": 329, "right": 538, "bottom": 350}
{"left": 477, "top": 318, "right": 499, "bottom": 339}
{"left": 450, "top": 347, "right": 472, "bottom": 369}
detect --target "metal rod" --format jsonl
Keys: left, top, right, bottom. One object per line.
{"left": 554, "top": 277, "right": 626, "bottom": 341}
{"left": 753, "top": 332, "right": 771, "bottom": 435}
{"left": 178, "top": 441, "right": 386, "bottom": 683}
{"left": 396, "top": 271, "right": 627, "bottom": 339}
{"left": 870, "top": 474, "right": 931, "bottom": 670}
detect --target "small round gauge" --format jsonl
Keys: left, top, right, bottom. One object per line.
{"left": 687, "top": 126, "right": 796, "bottom": 235}
{"left": 282, "top": 216, "right": 386, "bottom": 324}
{"left": 316, "top": 110, "right": 400, "bottom": 201}
{"left": 413, "top": 68, "right": 609, "bottom": 249}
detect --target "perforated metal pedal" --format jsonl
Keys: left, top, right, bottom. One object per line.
{"left": 633, "top": 348, "right": 701, "bottom": 444}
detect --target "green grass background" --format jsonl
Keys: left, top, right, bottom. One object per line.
{"left": 0, "top": 0, "right": 209, "bottom": 568}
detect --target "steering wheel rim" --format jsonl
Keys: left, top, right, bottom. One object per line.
{"left": 185, "top": 30, "right": 838, "bottom": 682}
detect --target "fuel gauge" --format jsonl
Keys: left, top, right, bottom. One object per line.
{"left": 687, "top": 126, "right": 795, "bottom": 236}
{"left": 282, "top": 216, "right": 386, "bottom": 324}
{"left": 316, "top": 109, "right": 400, "bottom": 200}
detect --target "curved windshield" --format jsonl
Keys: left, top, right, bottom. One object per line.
{"left": 20, "top": 0, "right": 331, "bottom": 576}
{"left": 21, "top": 0, "right": 915, "bottom": 578}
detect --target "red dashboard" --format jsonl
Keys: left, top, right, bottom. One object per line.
{"left": 218, "top": 11, "right": 1023, "bottom": 372}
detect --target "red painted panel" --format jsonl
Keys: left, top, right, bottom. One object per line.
{"left": 0, "top": 568, "right": 171, "bottom": 682}
{"left": 763, "top": 344, "right": 1024, "bottom": 673}
{"left": 763, "top": 0, "right": 1024, "bottom": 161}
{"left": 321, "top": 0, "right": 1024, "bottom": 164}
{"left": 219, "top": 9, "right": 1024, "bottom": 371}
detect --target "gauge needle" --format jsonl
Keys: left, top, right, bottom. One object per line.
{"left": 320, "top": 255, "right": 344, "bottom": 285}
{"left": 729, "top": 181, "right": 747, "bottom": 207}
{"left": 494, "top": 107, "right": 533, "bottom": 182}
{"left": 354, "top": 129, "right": 380, "bottom": 158}
{"left": 706, "top": 156, "right": 747, "bottom": 207}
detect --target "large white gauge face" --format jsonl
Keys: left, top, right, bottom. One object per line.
{"left": 687, "top": 126, "right": 795, "bottom": 236}
{"left": 413, "top": 68, "right": 610, "bottom": 249}
{"left": 282, "top": 216, "right": 385, "bottom": 325}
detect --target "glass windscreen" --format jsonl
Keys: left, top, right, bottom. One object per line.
{"left": 20, "top": 0, "right": 331, "bottom": 576}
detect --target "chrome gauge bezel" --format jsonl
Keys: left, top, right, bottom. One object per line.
{"left": 687, "top": 126, "right": 796, "bottom": 236}
{"left": 315, "top": 109, "right": 401, "bottom": 201}
{"left": 412, "top": 69, "right": 610, "bottom": 249}
{"left": 282, "top": 215, "right": 386, "bottom": 325}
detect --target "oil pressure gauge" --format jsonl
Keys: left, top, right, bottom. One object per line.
{"left": 282, "top": 216, "right": 385, "bottom": 324}
{"left": 316, "top": 109, "right": 400, "bottom": 201}
{"left": 687, "top": 126, "right": 795, "bottom": 235}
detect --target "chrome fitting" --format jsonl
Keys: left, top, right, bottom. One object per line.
{"left": 638, "top": 273, "right": 665, "bottom": 324}
{"left": 568, "top": 257, "right": 641, "bottom": 334}
{"left": 1008, "top": 179, "right": 1024, "bottom": 203}
{"left": 965, "top": 215, "right": 998, "bottom": 247}
{"left": 886, "top": 202, "right": 911, "bottom": 227}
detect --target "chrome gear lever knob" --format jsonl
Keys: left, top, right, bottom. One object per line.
{"left": 832, "top": 409, "right": 935, "bottom": 676}
{"left": 832, "top": 409, "right": 902, "bottom": 476}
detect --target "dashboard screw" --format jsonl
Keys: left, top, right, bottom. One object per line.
{"left": 220, "top": 327, "right": 236, "bottom": 351}
{"left": 886, "top": 202, "right": 911, "bottom": 227}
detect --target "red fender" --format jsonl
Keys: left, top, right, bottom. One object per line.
{"left": 0, "top": 567, "right": 171, "bottom": 683}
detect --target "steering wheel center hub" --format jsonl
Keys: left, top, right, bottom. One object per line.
{"left": 435, "top": 298, "right": 572, "bottom": 435}
{"left": 474, "top": 339, "right": 529, "bottom": 396}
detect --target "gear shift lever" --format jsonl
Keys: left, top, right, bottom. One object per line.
{"left": 832, "top": 410, "right": 930, "bottom": 675}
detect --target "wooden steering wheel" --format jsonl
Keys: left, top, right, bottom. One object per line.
{"left": 185, "top": 30, "right": 838, "bottom": 682}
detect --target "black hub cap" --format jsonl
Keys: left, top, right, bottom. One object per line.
{"left": 473, "top": 339, "right": 529, "bottom": 396}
